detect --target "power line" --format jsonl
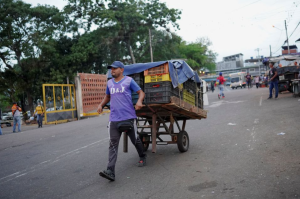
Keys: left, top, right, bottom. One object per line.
{"left": 227, "top": 0, "right": 262, "bottom": 14}
{"left": 289, "top": 21, "right": 300, "bottom": 38}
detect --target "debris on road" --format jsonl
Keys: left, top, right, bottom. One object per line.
{"left": 228, "top": 123, "right": 236, "bottom": 125}
{"left": 277, "top": 132, "right": 286, "bottom": 135}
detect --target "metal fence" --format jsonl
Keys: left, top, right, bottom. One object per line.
{"left": 42, "top": 84, "right": 77, "bottom": 124}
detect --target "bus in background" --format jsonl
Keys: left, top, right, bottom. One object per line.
{"left": 229, "top": 72, "right": 246, "bottom": 89}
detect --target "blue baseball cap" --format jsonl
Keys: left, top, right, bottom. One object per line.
{"left": 107, "top": 61, "right": 124, "bottom": 69}
{"left": 219, "top": 72, "right": 222, "bottom": 76}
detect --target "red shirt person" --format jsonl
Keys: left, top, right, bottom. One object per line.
{"left": 215, "top": 72, "right": 226, "bottom": 98}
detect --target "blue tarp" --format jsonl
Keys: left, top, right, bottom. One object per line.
{"left": 107, "top": 60, "right": 199, "bottom": 88}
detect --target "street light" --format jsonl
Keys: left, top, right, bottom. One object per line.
{"left": 272, "top": 25, "right": 283, "bottom": 31}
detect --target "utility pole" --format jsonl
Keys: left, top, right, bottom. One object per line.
{"left": 269, "top": 45, "right": 272, "bottom": 57}
{"left": 149, "top": 29, "right": 153, "bottom": 62}
{"left": 255, "top": 48, "right": 261, "bottom": 58}
{"left": 285, "top": 20, "right": 290, "bottom": 54}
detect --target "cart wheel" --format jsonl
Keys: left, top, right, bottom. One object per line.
{"left": 177, "top": 131, "right": 189, "bottom": 153}
{"left": 139, "top": 135, "right": 150, "bottom": 152}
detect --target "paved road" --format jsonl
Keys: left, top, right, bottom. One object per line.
{"left": 0, "top": 87, "right": 300, "bottom": 199}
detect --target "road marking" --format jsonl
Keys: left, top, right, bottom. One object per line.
{"left": 248, "top": 119, "right": 259, "bottom": 151}
{"left": 0, "top": 138, "right": 109, "bottom": 184}
{"left": 224, "top": 87, "right": 231, "bottom": 91}
{"left": 259, "top": 96, "right": 262, "bottom": 106}
{"left": 208, "top": 100, "right": 244, "bottom": 108}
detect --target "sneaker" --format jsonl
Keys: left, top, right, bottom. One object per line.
{"left": 222, "top": 96, "right": 225, "bottom": 98}
{"left": 275, "top": 97, "right": 278, "bottom": 100}
{"left": 267, "top": 97, "right": 272, "bottom": 99}
{"left": 99, "top": 169, "right": 115, "bottom": 181}
{"left": 138, "top": 154, "right": 147, "bottom": 167}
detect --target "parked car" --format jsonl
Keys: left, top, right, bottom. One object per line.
{"left": 1, "top": 116, "right": 13, "bottom": 127}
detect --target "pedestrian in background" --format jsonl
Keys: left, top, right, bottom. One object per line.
{"left": 264, "top": 75, "right": 269, "bottom": 87}
{"left": 12, "top": 102, "right": 22, "bottom": 133}
{"left": 268, "top": 62, "right": 279, "bottom": 99}
{"left": 260, "top": 75, "right": 264, "bottom": 83}
{"left": 0, "top": 108, "right": 3, "bottom": 135}
{"left": 215, "top": 72, "right": 226, "bottom": 99}
{"left": 245, "top": 72, "right": 252, "bottom": 89}
{"left": 33, "top": 102, "right": 44, "bottom": 128}
{"left": 211, "top": 81, "right": 215, "bottom": 93}
{"left": 254, "top": 76, "right": 260, "bottom": 89}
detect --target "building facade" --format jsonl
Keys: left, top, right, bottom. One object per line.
{"left": 215, "top": 54, "right": 266, "bottom": 76}
{"left": 216, "top": 54, "right": 244, "bottom": 75}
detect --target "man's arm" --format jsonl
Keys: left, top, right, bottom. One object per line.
{"left": 97, "top": 94, "right": 111, "bottom": 114}
{"left": 135, "top": 90, "right": 145, "bottom": 110}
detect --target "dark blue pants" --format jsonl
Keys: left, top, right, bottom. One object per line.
{"left": 269, "top": 81, "right": 278, "bottom": 98}
{"left": 37, "top": 114, "right": 43, "bottom": 127}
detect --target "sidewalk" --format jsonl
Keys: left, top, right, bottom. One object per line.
{"left": 0, "top": 123, "right": 55, "bottom": 135}
{"left": 0, "top": 111, "right": 110, "bottom": 136}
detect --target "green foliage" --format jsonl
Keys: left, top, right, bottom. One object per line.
{"left": 0, "top": 0, "right": 68, "bottom": 113}
{"left": 64, "top": 0, "right": 181, "bottom": 63}
{"left": 0, "top": 94, "right": 11, "bottom": 111}
{"left": 179, "top": 37, "right": 217, "bottom": 71}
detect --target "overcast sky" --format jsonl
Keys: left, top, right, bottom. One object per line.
{"left": 25, "top": 0, "right": 300, "bottom": 62}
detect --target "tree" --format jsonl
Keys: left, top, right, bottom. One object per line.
{"left": 64, "top": 0, "right": 181, "bottom": 63}
{"left": 178, "top": 37, "right": 217, "bottom": 71}
{"left": 0, "top": 0, "right": 67, "bottom": 115}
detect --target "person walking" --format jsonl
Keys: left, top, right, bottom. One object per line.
{"left": 245, "top": 72, "right": 252, "bottom": 89}
{"left": 0, "top": 108, "right": 3, "bottom": 135}
{"left": 33, "top": 102, "right": 44, "bottom": 128}
{"left": 254, "top": 76, "right": 260, "bottom": 89}
{"left": 267, "top": 62, "right": 279, "bottom": 99}
{"left": 215, "top": 72, "right": 226, "bottom": 99}
{"left": 12, "top": 102, "right": 22, "bottom": 133}
{"left": 211, "top": 81, "right": 215, "bottom": 93}
{"left": 97, "top": 61, "right": 146, "bottom": 181}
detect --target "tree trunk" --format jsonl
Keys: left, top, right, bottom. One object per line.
{"left": 26, "top": 91, "right": 34, "bottom": 119}
{"left": 126, "top": 42, "right": 136, "bottom": 64}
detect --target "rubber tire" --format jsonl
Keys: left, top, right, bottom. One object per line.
{"left": 231, "top": 87, "right": 234, "bottom": 90}
{"left": 139, "top": 134, "right": 150, "bottom": 152}
{"left": 177, "top": 131, "right": 189, "bottom": 153}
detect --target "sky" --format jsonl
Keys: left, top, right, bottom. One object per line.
{"left": 24, "top": 0, "right": 300, "bottom": 62}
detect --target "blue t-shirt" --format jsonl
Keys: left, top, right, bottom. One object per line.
{"left": 106, "top": 76, "right": 141, "bottom": 122}
{"left": 106, "top": 77, "right": 141, "bottom": 95}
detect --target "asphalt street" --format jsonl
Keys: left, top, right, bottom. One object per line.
{"left": 0, "top": 86, "right": 300, "bottom": 199}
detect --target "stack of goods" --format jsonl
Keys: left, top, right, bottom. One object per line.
{"left": 108, "top": 62, "right": 203, "bottom": 108}
{"left": 144, "top": 62, "right": 171, "bottom": 83}
{"left": 195, "top": 89, "right": 203, "bottom": 109}
{"left": 128, "top": 73, "right": 144, "bottom": 104}
{"left": 195, "top": 82, "right": 203, "bottom": 109}
{"left": 182, "top": 79, "right": 196, "bottom": 106}
{"left": 144, "top": 63, "right": 180, "bottom": 104}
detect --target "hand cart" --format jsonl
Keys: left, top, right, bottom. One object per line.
{"left": 122, "top": 96, "right": 207, "bottom": 153}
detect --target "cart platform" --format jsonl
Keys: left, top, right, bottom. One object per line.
{"left": 121, "top": 96, "right": 208, "bottom": 153}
